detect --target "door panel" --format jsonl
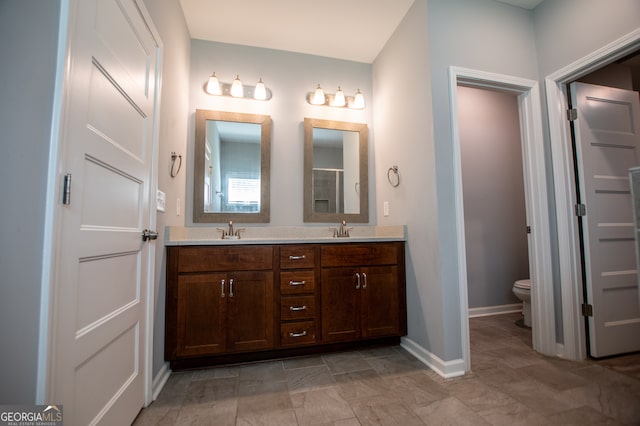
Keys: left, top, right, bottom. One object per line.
{"left": 571, "top": 82, "right": 640, "bottom": 357}
{"left": 362, "top": 266, "right": 400, "bottom": 338}
{"left": 177, "top": 274, "right": 227, "bottom": 356}
{"left": 321, "top": 267, "right": 360, "bottom": 342}
{"left": 227, "top": 271, "right": 274, "bottom": 352}
{"left": 53, "top": 0, "right": 159, "bottom": 423}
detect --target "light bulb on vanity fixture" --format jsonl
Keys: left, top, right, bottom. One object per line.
{"left": 204, "top": 72, "right": 272, "bottom": 100}
{"left": 332, "top": 86, "right": 346, "bottom": 107}
{"left": 311, "top": 84, "right": 326, "bottom": 105}
{"left": 254, "top": 78, "right": 267, "bottom": 100}
{"left": 230, "top": 75, "right": 244, "bottom": 97}
{"left": 206, "top": 72, "right": 221, "bottom": 95}
{"left": 307, "top": 84, "right": 365, "bottom": 109}
{"left": 352, "top": 89, "right": 365, "bottom": 109}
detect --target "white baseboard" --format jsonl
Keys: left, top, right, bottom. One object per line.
{"left": 151, "top": 362, "right": 171, "bottom": 401}
{"left": 400, "top": 337, "right": 466, "bottom": 379}
{"left": 468, "top": 303, "right": 522, "bottom": 318}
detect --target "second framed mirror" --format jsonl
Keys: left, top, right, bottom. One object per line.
{"left": 303, "top": 118, "right": 369, "bottom": 223}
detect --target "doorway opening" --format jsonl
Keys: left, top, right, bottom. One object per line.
{"left": 448, "top": 67, "right": 555, "bottom": 373}
{"left": 546, "top": 28, "right": 640, "bottom": 361}
{"left": 566, "top": 52, "right": 640, "bottom": 358}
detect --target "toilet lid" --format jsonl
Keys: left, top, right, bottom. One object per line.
{"left": 514, "top": 279, "right": 531, "bottom": 290}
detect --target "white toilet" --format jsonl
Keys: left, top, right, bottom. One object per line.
{"left": 512, "top": 278, "right": 531, "bottom": 327}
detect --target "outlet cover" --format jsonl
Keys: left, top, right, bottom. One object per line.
{"left": 156, "top": 190, "right": 166, "bottom": 212}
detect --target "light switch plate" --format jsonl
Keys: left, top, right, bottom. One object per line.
{"left": 156, "top": 190, "right": 166, "bottom": 212}
{"left": 383, "top": 201, "right": 389, "bottom": 217}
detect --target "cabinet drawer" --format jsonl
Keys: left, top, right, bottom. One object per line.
{"left": 281, "top": 296, "right": 316, "bottom": 321}
{"left": 280, "top": 321, "right": 316, "bottom": 346}
{"left": 280, "top": 245, "right": 316, "bottom": 269}
{"left": 321, "top": 243, "right": 399, "bottom": 267}
{"left": 178, "top": 246, "right": 273, "bottom": 272}
{"left": 280, "top": 271, "right": 315, "bottom": 294}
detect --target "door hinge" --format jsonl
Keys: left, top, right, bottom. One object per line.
{"left": 582, "top": 303, "right": 593, "bottom": 317}
{"left": 526, "top": 226, "right": 531, "bottom": 234}
{"left": 575, "top": 203, "right": 586, "bottom": 217}
{"left": 567, "top": 108, "right": 578, "bottom": 121}
{"left": 62, "top": 173, "right": 72, "bottom": 205}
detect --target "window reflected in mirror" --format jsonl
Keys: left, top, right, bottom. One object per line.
{"left": 194, "top": 110, "right": 270, "bottom": 223}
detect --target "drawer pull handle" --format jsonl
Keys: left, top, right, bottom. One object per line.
{"left": 288, "top": 255, "right": 306, "bottom": 260}
{"left": 221, "top": 279, "right": 225, "bottom": 298}
{"left": 289, "top": 280, "right": 306, "bottom": 286}
{"left": 289, "top": 331, "right": 308, "bottom": 338}
{"left": 362, "top": 272, "right": 367, "bottom": 289}
{"left": 355, "top": 272, "right": 361, "bottom": 289}
{"left": 289, "top": 305, "right": 307, "bottom": 312}
{"left": 229, "top": 278, "right": 234, "bottom": 297}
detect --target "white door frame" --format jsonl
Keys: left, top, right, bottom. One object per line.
{"left": 545, "top": 28, "right": 640, "bottom": 361}
{"left": 448, "top": 66, "right": 556, "bottom": 372}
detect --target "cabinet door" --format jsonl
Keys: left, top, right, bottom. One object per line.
{"left": 227, "top": 270, "right": 274, "bottom": 352}
{"left": 361, "top": 266, "right": 400, "bottom": 338}
{"left": 321, "top": 267, "right": 361, "bottom": 342}
{"left": 176, "top": 273, "right": 227, "bottom": 356}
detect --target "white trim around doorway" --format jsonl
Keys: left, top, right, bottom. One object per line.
{"left": 448, "top": 66, "right": 556, "bottom": 373}
{"left": 545, "top": 28, "right": 640, "bottom": 361}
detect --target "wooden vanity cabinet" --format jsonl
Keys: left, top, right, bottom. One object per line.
{"left": 320, "top": 242, "right": 406, "bottom": 343}
{"left": 166, "top": 241, "right": 406, "bottom": 368}
{"left": 165, "top": 246, "right": 275, "bottom": 361}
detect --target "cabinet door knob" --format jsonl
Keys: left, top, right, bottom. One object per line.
{"left": 362, "top": 272, "right": 367, "bottom": 289}
{"left": 229, "top": 278, "right": 234, "bottom": 297}
{"left": 355, "top": 272, "right": 361, "bottom": 289}
{"left": 220, "top": 279, "right": 225, "bottom": 298}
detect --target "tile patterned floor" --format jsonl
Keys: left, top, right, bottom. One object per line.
{"left": 134, "top": 313, "right": 640, "bottom": 425}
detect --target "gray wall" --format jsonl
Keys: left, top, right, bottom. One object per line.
{"left": 458, "top": 86, "right": 529, "bottom": 309}
{"left": 0, "top": 0, "right": 61, "bottom": 403}
{"left": 141, "top": 0, "right": 191, "bottom": 379}
{"left": 426, "top": 0, "right": 539, "bottom": 360}
{"left": 373, "top": 0, "right": 445, "bottom": 359}
{"left": 533, "top": 0, "right": 640, "bottom": 78}
{"left": 187, "top": 39, "right": 373, "bottom": 227}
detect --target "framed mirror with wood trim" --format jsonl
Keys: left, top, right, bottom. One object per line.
{"left": 304, "top": 118, "right": 369, "bottom": 223}
{"left": 193, "top": 109, "right": 271, "bottom": 223}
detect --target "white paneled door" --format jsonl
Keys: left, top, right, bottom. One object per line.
{"left": 51, "top": 0, "right": 160, "bottom": 424}
{"left": 570, "top": 82, "right": 640, "bottom": 357}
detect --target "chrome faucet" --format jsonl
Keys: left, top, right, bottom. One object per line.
{"left": 331, "top": 220, "right": 352, "bottom": 238}
{"left": 217, "top": 220, "right": 244, "bottom": 239}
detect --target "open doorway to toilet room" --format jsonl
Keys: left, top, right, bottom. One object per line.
{"left": 458, "top": 86, "right": 530, "bottom": 314}
{"left": 448, "top": 67, "right": 555, "bottom": 373}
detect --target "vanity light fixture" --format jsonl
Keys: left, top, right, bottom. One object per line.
{"left": 204, "top": 72, "right": 272, "bottom": 100}
{"left": 307, "top": 84, "right": 365, "bottom": 109}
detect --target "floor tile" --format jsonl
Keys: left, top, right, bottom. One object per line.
{"left": 137, "top": 312, "right": 640, "bottom": 425}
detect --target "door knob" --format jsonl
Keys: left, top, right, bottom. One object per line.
{"left": 142, "top": 229, "right": 159, "bottom": 242}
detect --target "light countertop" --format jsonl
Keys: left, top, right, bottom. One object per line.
{"left": 165, "top": 225, "right": 407, "bottom": 246}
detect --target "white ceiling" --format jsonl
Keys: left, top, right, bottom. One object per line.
{"left": 179, "top": 0, "right": 544, "bottom": 64}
